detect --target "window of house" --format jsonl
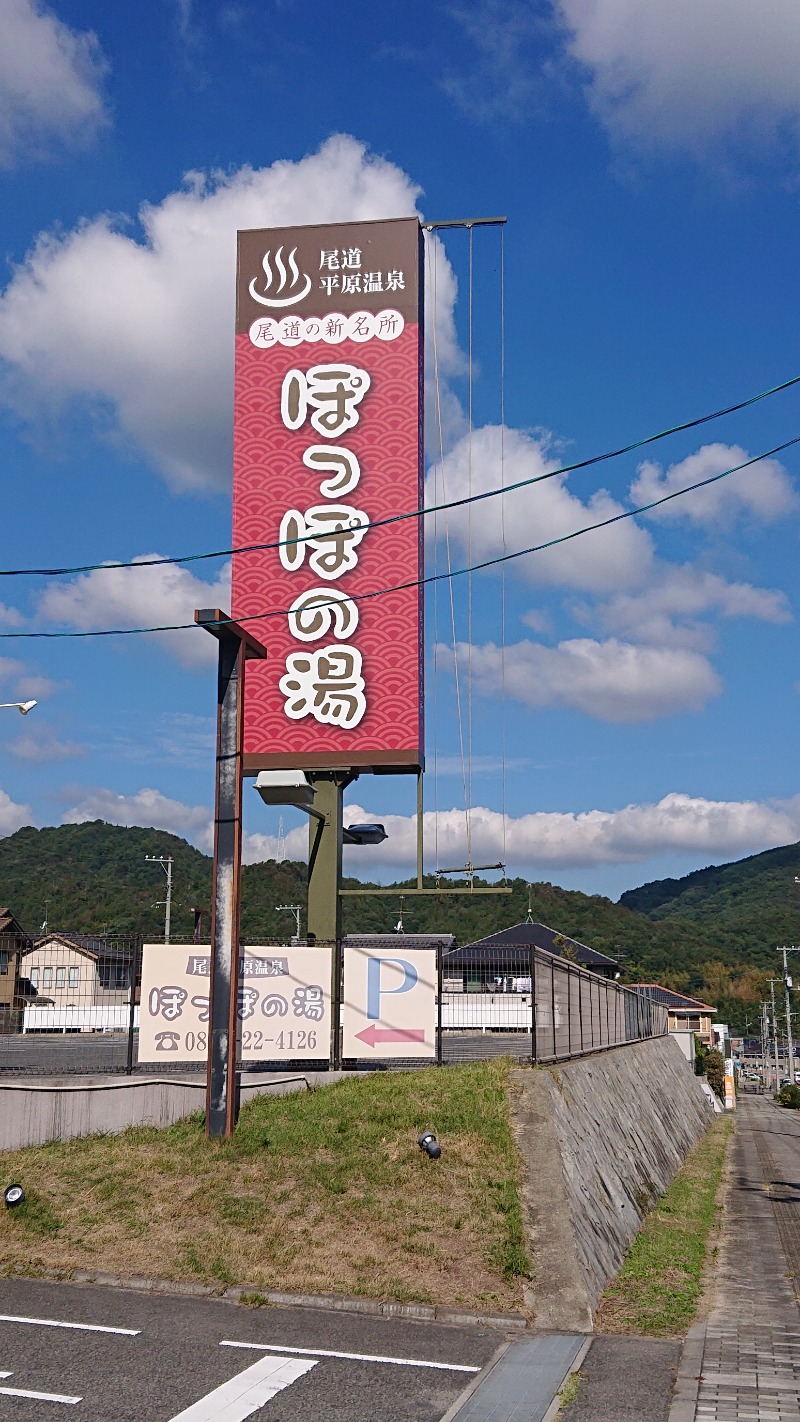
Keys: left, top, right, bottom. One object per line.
{"left": 29, "top": 967, "right": 39, "bottom": 988}
{"left": 683, "top": 1015, "right": 702, "bottom": 1031}
{"left": 56, "top": 967, "right": 66, "bottom": 988}
{"left": 0, "top": 950, "right": 7, "bottom": 975}
{"left": 99, "top": 963, "right": 129, "bottom": 991}
{"left": 43, "top": 967, "right": 52, "bottom": 989}
{"left": 69, "top": 967, "right": 79, "bottom": 988}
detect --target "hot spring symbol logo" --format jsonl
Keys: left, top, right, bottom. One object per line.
{"left": 249, "top": 246, "right": 312, "bottom": 308}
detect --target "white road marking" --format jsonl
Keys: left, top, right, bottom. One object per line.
{"left": 0, "top": 1371, "right": 11, "bottom": 1378}
{"left": 168, "top": 1353, "right": 316, "bottom": 1421}
{"left": 220, "top": 1339, "right": 482, "bottom": 1372}
{"left": 0, "top": 1384, "right": 81, "bottom": 1404}
{"left": 0, "top": 1312, "right": 139, "bottom": 1336}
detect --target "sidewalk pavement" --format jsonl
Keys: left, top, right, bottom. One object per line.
{"left": 668, "top": 1093, "right": 800, "bottom": 1422}
{"left": 449, "top": 1095, "right": 800, "bottom": 1422}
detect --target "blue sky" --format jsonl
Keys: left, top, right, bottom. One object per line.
{"left": 1, "top": 0, "right": 800, "bottom": 905}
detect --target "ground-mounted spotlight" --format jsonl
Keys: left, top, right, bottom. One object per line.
{"left": 4, "top": 1183, "right": 25, "bottom": 1208}
{"left": 418, "top": 1131, "right": 441, "bottom": 1160}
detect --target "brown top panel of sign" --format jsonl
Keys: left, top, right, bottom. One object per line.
{"left": 236, "top": 216, "right": 422, "bottom": 332}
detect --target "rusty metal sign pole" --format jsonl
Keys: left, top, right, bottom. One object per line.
{"left": 195, "top": 609, "right": 268, "bottom": 1139}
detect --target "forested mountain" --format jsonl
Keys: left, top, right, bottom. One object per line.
{"left": 3, "top": 820, "right": 798, "bottom": 1030}
{"left": 620, "top": 841, "right": 800, "bottom": 955}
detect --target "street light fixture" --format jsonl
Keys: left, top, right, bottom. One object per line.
{"left": 254, "top": 770, "right": 320, "bottom": 816}
{"left": 343, "top": 823, "right": 387, "bottom": 846}
{"left": 0, "top": 701, "right": 37, "bottom": 715}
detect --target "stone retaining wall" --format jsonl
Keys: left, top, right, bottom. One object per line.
{"left": 512, "top": 1035, "right": 716, "bottom": 1331}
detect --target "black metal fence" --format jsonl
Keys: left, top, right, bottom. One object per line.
{"left": 0, "top": 931, "right": 140, "bottom": 1076}
{"left": 0, "top": 935, "right": 667, "bottom": 1077}
{"left": 440, "top": 944, "right": 666, "bottom": 1065}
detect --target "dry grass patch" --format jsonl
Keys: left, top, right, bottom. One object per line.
{"left": 0, "top": 1060, "right": 529, "bottom": 1312}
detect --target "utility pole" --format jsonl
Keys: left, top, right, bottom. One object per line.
{"left": 769, "top": 977, "right": 782, "bottom": 1088}
{"left": 145, "top": 855, "right": 174, "bottom": 945}
{"left": 276, "top": 904, "right": 302, "bottom": 943}
{"left": 760, "top": 1001, "right": 769, "bottom": 1091}
{"left": 778, "top": 945, "right": 800, "bottom": 1084}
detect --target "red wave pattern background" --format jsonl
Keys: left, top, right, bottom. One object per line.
{"left": 232, "top": 327, "right": 423, "bottom": 762}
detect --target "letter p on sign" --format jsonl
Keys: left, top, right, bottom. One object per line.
{"left": 367, "top": 957, "right": 418, "bottom": 1019}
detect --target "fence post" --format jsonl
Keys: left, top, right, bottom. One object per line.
{"left": 551, "top": 955, "right": 557, "bottom": 1060}
{"left": 330, "top": 937, "right": 343, "bottom": 1071}
{"left": 125, "top": 936, "right": 140, "bottom": 1076}
{"left": 566, "top": 961, "right": 572, "bottom": 1056}
{"left": 530, "top": 945, "right": 537, "bottom": 1065}
{"left": 436, "top": 944, "right": 443, "bottom": 1066}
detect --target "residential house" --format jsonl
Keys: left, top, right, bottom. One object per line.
{"left": 629, "top": 984, "right": 716, "bottom": 1047}
{"left": 0, "top": 908, "right": 32, "bottom": 1032}
{"left": 442, "top": 921, "right": 621, "bottom": 990}
{"left": 20, "top": 933, "right": 132, "bottom": 1027}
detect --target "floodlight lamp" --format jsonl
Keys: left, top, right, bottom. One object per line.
{"left": 254, "top": 770, "right": 316, "bottom": 812}
{"left": 19, "top": 701, "right": 37, "bottom": 715}
{"left": 343, "top": 823, "right": 387, "bottom": 846}
{"left": 4, "top": 1183, "right": 25, "bottom": 1208}
{"left": 418, "top": 1131, "right": 441, "bottom": 1160}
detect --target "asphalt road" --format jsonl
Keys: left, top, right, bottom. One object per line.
{"left": 0, "top": 1277, "right": 502, "bottom": 1421}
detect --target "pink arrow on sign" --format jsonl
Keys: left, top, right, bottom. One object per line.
{"left": 355, "top": 1024, "right": 426, "bottom": 1047}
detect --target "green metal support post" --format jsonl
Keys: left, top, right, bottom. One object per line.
{"left": 307, "top": 772, "right": 352, "bottom": 944}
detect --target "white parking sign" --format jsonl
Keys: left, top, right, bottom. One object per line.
{"left": 342, "top": 945, "right": 436, "bottom": 1058}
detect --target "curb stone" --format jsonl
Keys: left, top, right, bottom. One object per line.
{"left": 666, "top": 1322, "right": 704, "bottom": 1422}
{"left": 7, "top": 1265, "right": 529, "bottom": 1332}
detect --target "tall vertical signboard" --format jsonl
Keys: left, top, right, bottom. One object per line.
{"left": 232, "top": 218, "right": 424, "bottom": 772}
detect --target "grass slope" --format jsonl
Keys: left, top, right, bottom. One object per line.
{"left": 0, "top": 1061, "right": 529, "bottom": 1313}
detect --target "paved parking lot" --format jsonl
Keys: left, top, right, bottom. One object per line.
{"left": 0, "top": 1277, "right": 502, "bottom": 1421}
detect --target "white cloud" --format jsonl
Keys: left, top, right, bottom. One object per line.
{"left": 0, "top": 785, "right": 33, "bottom": 835}
{"left": 8, "top": 727, "right": 83, "bottom": 761}
{"left": 0, "top": 0, "right": 109, "bottom": 167}
{"left": 62, "top": 786, "right": 214, "bottom": 852}
{"left": 556, "top": 0, "right": 800, "bottom": 156}
{"left": 0, "top": 653, "right": 57, "bottom": 702}
{"left": 54, "top": 782, "right": 800, "bottom": 874}
{"left": 580, "top": 567, "right": 792, "bottom": 649}
{"left": 38, "top": 556, "right": 232, "bottom": 668}
{"left": 247, "top": 792, "right": 800, "bottom": 871}
{"left": 444, "top": 1, "right": 546, "bottom": 122}
{"left": 443, "top": 635, "right": 721, "bottom": 721}
{"left": 427, "top": 424, "right": 655, "bottom": 594}
{"left": 0, "top": 136, "right": 440, "bottom": 491}
{"left": 630, "top": 444, "right": 799, "bottom": 526}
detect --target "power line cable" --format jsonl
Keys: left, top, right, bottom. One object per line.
{"left": 1, "top": 374, "right": 799, "bottom": 579}
{"left": 2, "top": 435, "right": 796, "bottom": 642}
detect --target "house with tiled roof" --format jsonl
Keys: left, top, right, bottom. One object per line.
{"left": 20, "top": 932, "right": 132, "bottom": 1016}
{"left": 443, "top": 921, "right": 621, "bottom": 988}
{"left": 629, "top": 984, "right": 716, "bottom": 1047}
{"left": 0, "top": 908, "right": 32, "bottom": 1032}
